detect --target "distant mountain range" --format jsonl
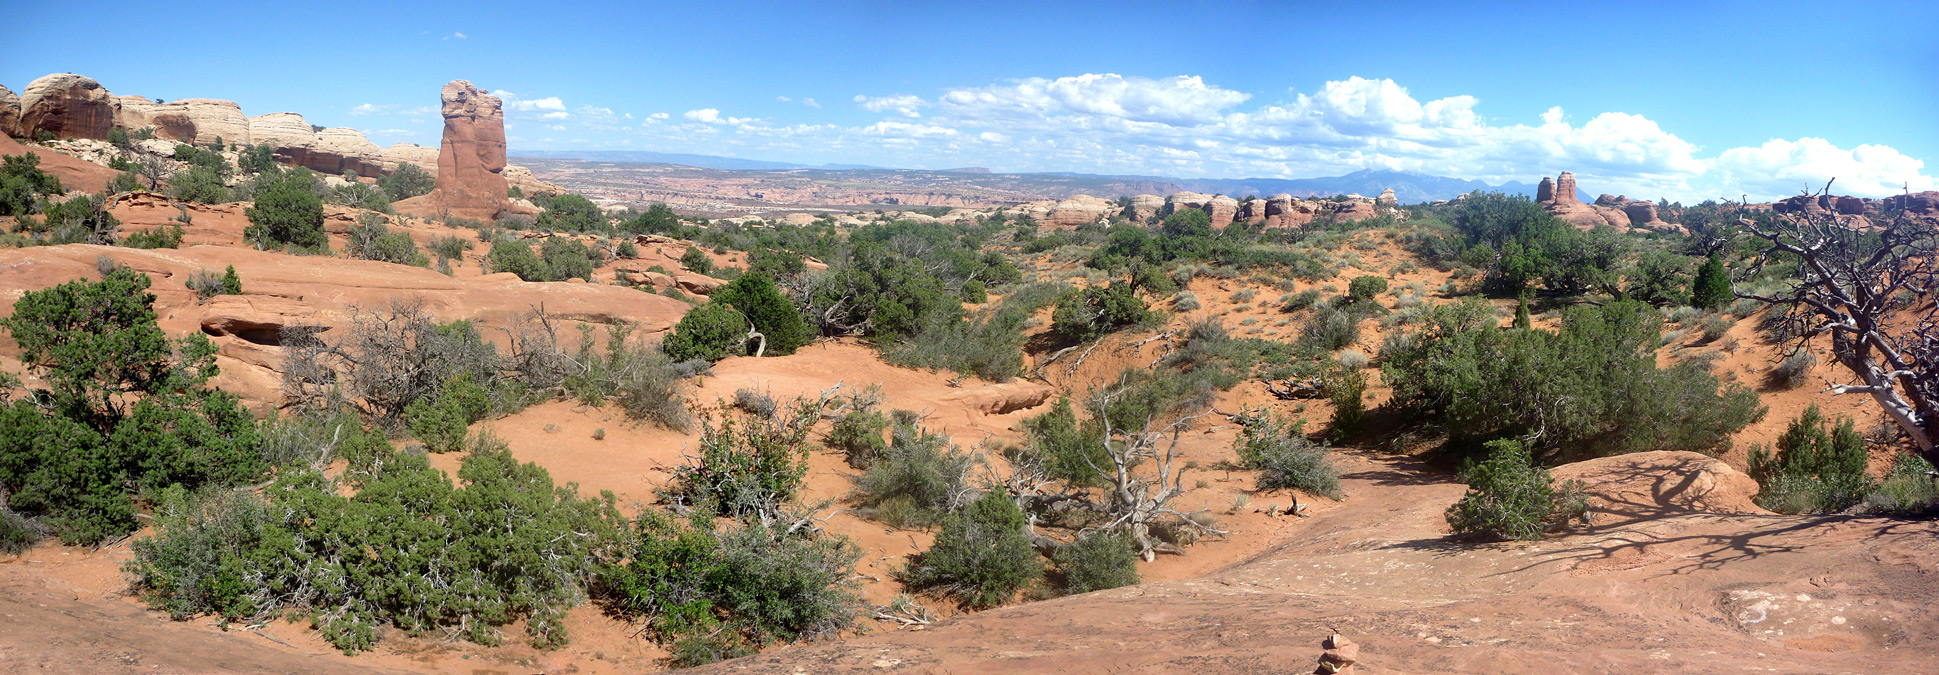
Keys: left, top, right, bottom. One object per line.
{"left": 512, "top": 151, "right": 1590, "bottom": 204}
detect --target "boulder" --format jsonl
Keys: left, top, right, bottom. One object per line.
{"left": 1835, "top": 195, "right": 1867, "bottom": 215}
{"left": 0, "top": 84, "right": 19, "bottom": 138}
{"left": 19, "top": 73, "right": 118, "bottom": 140}
{"left": 116, "top": 97, "right": 252, "bottom": 146}
{"left": 1127, "top": 194, "right": 1164, "bottom": 222}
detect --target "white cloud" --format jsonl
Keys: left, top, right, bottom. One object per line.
{"left": 492, "top": 72, "right": 1928, "bottom": 202}
{"left": 803, "top": 98, "right": 821, "bottom": 109}
{"left": 939, "top": 73, "right": 1249, "bottom": 126}
{"left": 1711, "top": 138, "right": 1934, "bottom": 199}
{"left": 349, "top": 103, "right": 384, "bottom": 116}
{"left": 542, "top": 111, "right": 569, "bottom": 120}
{"left": 445, "top": 31, "right": 467, "bottom": 40}
{"left": 855, "top": 94, "right": 927, "bottom": 118}
{"left": 498, "top": 91, "right": 566, "bottom": 112}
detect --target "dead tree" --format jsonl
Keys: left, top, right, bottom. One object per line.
{"left": 1737, "top": 181, "right": 1939, "bottom": 453}
{"left": 1087, "top": 382, "right": 1221, "bottom": 560}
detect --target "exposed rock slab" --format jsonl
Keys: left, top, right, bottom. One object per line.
{"left": 19, "top": 73, "right": 117, "bottom": 140}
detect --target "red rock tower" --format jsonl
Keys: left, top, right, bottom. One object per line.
{"left": 397, "top": 80, "right": 513, "bottom": 221}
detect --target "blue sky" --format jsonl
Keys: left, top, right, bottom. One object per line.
{"left": 4, "top": 0, "right": 1934, "bottom": 201}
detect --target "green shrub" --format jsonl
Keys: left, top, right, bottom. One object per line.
{"left": 662, "top": 302, "right": 750, "bottom": 363}
{"left": 404, "top": 395, "right": 469, "bottom": 453}
{"left": 680, "top": 245, "right": 713, "bottom": 273}
{"left": 1018, "top": 396, "right": 1109, "bottom": 487}
{"left": 1866, "top": 454, "right": 1939, "bottom": 514}
{"left": 1281, "top": 289, "right": 1321, "bottom": 313}
{"left": 236, "top": 144, "right": 277, "bottom": 175}
{"left": 826, "top": 404, "right": 890, "bottom": 469}
{"left": 243, "top": 169, "right": 326, "bottom": 250}
{"left": 1747, "top": 405, "right": 1872, "bottom": 514}
{"left": 487, "top": 238, "right": 548, "bottom": 280}
{"left": 1325, "top": 367, "right": 1367, "bottom": 438}
{"left": 376, "top": 162, "right": 434, "bottom": 201}
{"left": 346, "top": 216, "right": 429, "bottom": 266}
{"left": 536, "top": 193, "right": 606, "bottom": 232}
{"left": 662, "top": 403, "right": 817, "bottom": 518}
{"left": 1346, "top": 275, "right": 1389, "bottom": 304}
{"left": 1298, "top": 305, "right": 1359, "bottom": 352}
{"left": 429, "top": 234, "right": 472, "bottom": 261}
{"left": 714, "top": 273, "right": 812, "bottom": 356}
{"left": 1, "top": 152, "right": 65, "bottom": 216}
{"left": 1382, "top": 298, "right": 1765, "bottom": 463}
{"left": 881, "top": 303, "right": 1030, "bottom": 382}
{"left": 107, "top": 127, "right": 130, "bottom": 148}
{"left": 1691, "top": 253, "right": 1732, "bottom": 309}
{"left": 1699, "top": 313, "right": 1732, "bottom": 343}
{"left": 0, "top": 502, "right": 48, "bottom": 554}
{"left": 600, "top": 509, "right": 863, "bottom": 667}
{"left": 0, "top": 268, "right": 262, "bottom": 545}
{"left": 1051, "top": 284, "right": 1149, "bottom": 341}
{"left": 615, "top": 239, "right": 639, "bottom": 259}
{"left": 108, "top": 170, "right": 140, "bottom": 194}
{"left": 1235, "top": 412, "right": 1341, "bottom": 498}
{"left": 898, "top": 490, "right": 1043, "bottom": 609}
{"left": 1444, "top": 440, "right": 1586, "bottom": 541}
{"left": 1770, "top": 349, "right": 1817, "bottom": 389}
{"left": 122, "top": 223, "right": 184, "bottom": 249}
{"left": 853, "top": 422, "right": 973, "bottom": 528}
{"left": 126, "top": 439, "right": 625, "bottom": 652}
{"left": 1172, "top": 290, "right": 1201, "bottom": 312}
{"left": 1050, "top": 530, "right": 1140, "bottom": 594}
{"left": 539, "top": 236, "right": 596, "bottom": 281}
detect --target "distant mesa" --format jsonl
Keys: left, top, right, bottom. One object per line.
{"left": 941, "top": 166, "right": 991, "bottom": 174}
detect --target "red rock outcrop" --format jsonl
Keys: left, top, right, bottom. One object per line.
{"left": 116, "top": 97, "right": 253, "bottom": 146}
{"left": 19, "top": 73, "right": 118, "bottom": 140}
{"left": 1043, "top": 194, "right": 1115, "bottom": 228}
{"left": 0, "top": 84, "right": 19, "bottom": 138}
{"left": 397, "top": 80, "right": 514, "bottom": 221}
{"left": 1539, "top": 171, "right": 1634, "bottom": 230}
{"left": 247, "top": 112, "right": 387, "bottom": 176}
{"left": 1205, "top": 195, "right": 1239, "bottom": 228}
{"left": 0, "top": 133, "right": 117, "bottom": 192}
{"left": 1237, "top": 196, "right": 1268, "bottom": 224}
{"left": 1127, "top": 194, "right": 1164, "bottom": 222}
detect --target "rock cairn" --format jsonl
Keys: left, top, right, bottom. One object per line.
{"left": 1315, "top": 633, "right": 1359, "bottom": 674}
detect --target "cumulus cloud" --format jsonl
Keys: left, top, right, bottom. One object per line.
{"left": 1711, "top": 138, "right": 1934, "bottom": 198}
{"left": 855, "top": 94, "right": 927, "bottom": 118}
{"left": 939, "top": 73, "right": 1249, "bottom": 126}
{"left": 502, "top": 72, "right": 1927, "bottom": 202}
{"left": 803, "top": 98, "right": 821, "bottom": 109}
{"left": 497, "top": 91, "right": 567, "bottom": 112}
{"left": 542, "top": 111, "right": 569, "bottom": 120}
{"left": 445, "top": 32, "right": 466, "bottom": 40}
